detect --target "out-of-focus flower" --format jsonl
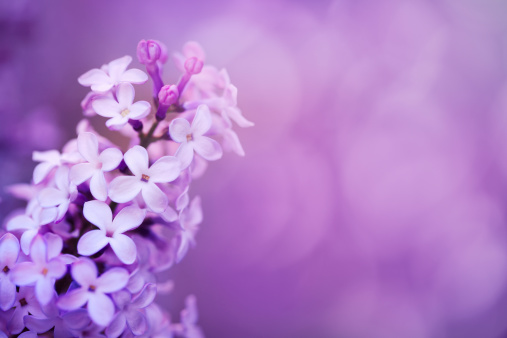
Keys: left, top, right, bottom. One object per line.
{"left": 0, "top": 233, "right": 19, "bottom": 311}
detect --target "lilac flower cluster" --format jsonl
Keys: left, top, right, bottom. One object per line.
{"left": 0, "top": 40, "right": 252, "bottom": 337}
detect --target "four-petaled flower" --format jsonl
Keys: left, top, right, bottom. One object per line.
{"left": 78, "top": 200, "right": 146, "bottom": 265}
{"left": 0, "top": 233, "right": 19, "bottom": 311}
{"left": 169, "top": 104, "right": 223, "bottom": 169}
{"left": 70, "top": 132, "right": 123, "bottom": 201}
{"left": 109, "top": 145, "right": 180, "bottom": 213}
{"left": 57, "top": 258, "right": 129, "bottom": 326}
{"left": 78, "top": 55, "right": 148, "bottom": 93}
{"left": 92, "top": 82, "right": 151, "bottom": 130}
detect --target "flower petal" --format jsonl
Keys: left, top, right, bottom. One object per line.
{"left": 24, "top": 316, "right": 55, "bottom": 334}
{"left": 110, "top": 234, "right": 137, "bottom": 265}
{"left": 96, "top": 267, "right": 129, "bottom": 293}
{"left": 10, "top": 262, "right": 40, "bottom": 285}
{"left": 105, "top": 312, "right": 126, "bottom": 338}
{"left": 132, "top": 283, "right": 156, "bottom": 309}
{"left": 62, "top": 309, "right": 90, "bottom": 330}
{"left": 83, "top": 200, "right": 112, "bottom": 231}
{"left": 193, "top": 136, "right": 222, "bottom": 161}
{"left": 191, "top": 105, "right": 212, "bottom": 136}
{"left": 128, "top": 101, "right": 151, "bottom": 120}
{"left": 0, "top": 233, "right": 20, "bottom": 268}
{"left": 112, "top": 205, "right": 146, "bottom": 234}
{"left": 0, "top": 277, "right": 16, "bottom": 311}
{"left": 120, "top": 68, "right": 148, "bottom": 84}
{"left": 38, "top": 188, "right": 67, "bottom": 207}
{"left": 108, "top": 176, "right": 142, "bottom": 203}
{"left": 106, "top": 115, "right": 129, "bottom": 129}
{"left": 89, "top": 171, "right": 107, "bottom": 201}
{"left": 126, "top": 309, "right": 147, "bottom": 335}
{"left": 33, "top": 162, "right": 56, "bottom": 184}
{"left": 99, "top": 148, "right": 123, "bottom": 172}
{"left": 175, "top": 142, "right": 195, "bottom": 169}
{"left": 148, "top": 156, "right": 181, "bottom": 183}
{"left": 77, "top": 230, "right": 109, "bottom": 257}
{"left": 124, "top": 145, "right": 149, "bottom": 177}
{"left": 78, "top": 68, "right": 110, "bottom": 87}
{"left": 77, "top": 132, "right": 99, "bottom": 163}
{"left": 142, "top": 183, "right": 168, "bottom": 213}
{"left": 69, "top": 163, "right": 95, "bottom": 185}
{"left": 36, "top": 277, "right": 55, "bottom": 305}
{"left": 57, "top": 288, "right": 89, "bottom": 311}
{"left": 116, "top": 82, "right": 135, "bottom": 107}
{"left": 108, "top": 55, "right": 132, "bottom": 81}
{"left": 29, "top": 235, "right": 47, "bottom": 266}
{"left": 71, "top": 258, "right": 98, "bottom": 287}
{"left": 6, "top": 215, "right": 35, "bottom": 231}
{"left": 20, "top": 229, "right": 39, "bottom": 255}
{"left": 88, "top": 292, "right": 115, "bottom": 326}
{"left": 226, "top": 106, "right": 254, "bottom": 128}
{"left": 169, "top": 118, "right": 191, "bottom": 143}
{"left": 92, "top": 98, "right": 120, "bottom": 118}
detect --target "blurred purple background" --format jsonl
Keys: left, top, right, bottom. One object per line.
{"left": 2, "top": 0, "right": 507, "bottom": 337}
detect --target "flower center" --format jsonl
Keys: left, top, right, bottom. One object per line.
{"left": 186, "top": 134, "right": 193, "bottom": 142}
{"left": 41, "top": 267, "right": 48, "bottom": 276}
{"left": 2, "top": 266, "right": 9, "bottom": 274}
{"left": 141, "top": 174, "right": 150, "bottom": 182}
{"left": 19, "top": 298, "right": 27, "bottom": 307}
{"left": 120, "top": 108, "right": 130, "bottom": 118}
{"left": 88, "top": 285, "right": 96, "bottom": 292}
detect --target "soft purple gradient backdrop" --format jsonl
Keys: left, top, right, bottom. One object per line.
{"left": 2, "top": 0, "right": 507, "bottom": 337}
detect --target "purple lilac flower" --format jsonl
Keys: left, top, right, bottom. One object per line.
{"left": 0, "top": 233, "right": 19, "bottom": 310}
{"left": 8, "top": 286, "right": 44, "bottom": 334}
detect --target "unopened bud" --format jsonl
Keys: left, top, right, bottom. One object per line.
{"left": 184, "top": 57, "right": 204, "bottom": 75}
{"left": 137, "top": 39, "right": 163, "bottom": 65}
{"left": 158, "top": 85, "right": 179, "bottom": 106}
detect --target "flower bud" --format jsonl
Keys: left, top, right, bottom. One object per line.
{"left": 158, "top": 85, "right": 179, "bottom": 106}
{"left": 184, "top": 57, "right": 204, "bottom": 75}
{"left": 137, "top": 39, "right": 163, "bottom": 65}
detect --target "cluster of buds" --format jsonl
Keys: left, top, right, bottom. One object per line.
{"left": 0, "top": 40, "right": 252, "bottom": 337}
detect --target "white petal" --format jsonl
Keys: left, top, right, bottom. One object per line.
{"left": 175, "top": 142, "right": 195, "bottom": 169}
{"left": 105, "top": 312, "right": 127, "bottom": 338}
{"left": 120, "top": 68, "right": 148, "bottom": 84}
{"left": 20, "top": 229, "right": 38, "bottom": 255}
{"left": 223, "top": 128, "right": 245, "bottom": 156}
{"left": 57, "top": 288, "right": 89, "bottom": 310}
{"left": 77, "top": 230, "right": 109, "bottom": 256}
{"left": 83, "top": 200, "right": 112, "bottom": 231}
{"left": 71, "top": 258, "right": 98, "bottom": 287}
{"left": 45, "top": 233, "right": 63, "bottom": 260}
{"left": 191, "top": 105, "right": 212, "bottom": 136}
{"left": 116, "top": 82, "right": 135, "bottom": 107}
{"left": 99, "top": 148, "right": 123, "bottom": 172}
{"left": 161, "top": 205, "right": 178, "bottom": 222}
{"left": 69, "top": 163, "right": 95, "bottom": 185}
{"left": 106, "top": 115, "right": 129, "bottom": 129}
{"left": 77, "top": 132, "right": 99, "bottom": 163}
{"left": 142, "top": 183, "right": 168, "bottom": 213}
{"left": 148, "top": 156, "right": 181, "bottom": 183}
{"left": 96, "top": 267, "right": 129, "bottom": 293}
{"left": 88, "top": 292, "right": 115, "bottom": 326}
{"left": 124, "top": 146, "right": 149, "bottom": 177}
{"left": 6, "top": 214, "right": 36, "bottom": 231}
{"left": 33, "top": 162, "right": 56, "bottom": 184}
{"left": 38, "top": 188, "right": 67, "bottom": 207}
{"left": 36, "top": 277, "right": 54, "bottom": 305}
{"left": 78, "top": 68, "right": 110, "bottom": 87}
{"left": 91, "top": 82, "right": 114, "bottom": 93}
{"left": 110, "top": 234, "right": 137, "bottom": 265}
{"left": 128, "top": 101, "right": 151, "bottom": 120}
{"left": 89, "top": 171, "right": 108, "bottom": 201}
{"left": 169, "top": 118, "right": 191, "bottom": 143}
{"left": 226, "top": 106, "right": 254, "bottom": 128}
{"left": 108, "top": 55, "right": 132, "bottom": 81}
{"left": 109, "top": 176, "right": 142, "bottom": 203}
{"left": 112, "top": 205, "right": 146, "bottom": 234}
{"left": 193, "top": 136, "right": 223, "bottom": 161}
{"left": 92, "top": 98, "right": 121, "bottom": 118}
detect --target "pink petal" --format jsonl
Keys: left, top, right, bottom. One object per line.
{"left": 105, "top": 312, "right": 126, "bottom": 338}
{"left": 0, "top": 277, "right": 16, "bottom": 311}
{"left": 88, "top": 292, "right": 115, "bottom": 326}
{"left": 69, "top": 163, "right": 95, "bottom": 185}
{"left": 77, "top": 132, "right": 99, "bottom": 163}
{"left": 191, "top": 105, "right": 212, "bottom": 136}
{"left": 38, "top": 188, "right": 67, "bottom": 207}
{"left": 10, "top": 262, "right": 40, "bottom": 285}
{"left": 20, "top": 229, "right": 39, "bottom": 255}
{"left": 142, "top": 183, "right": 168, "bottom": 213}
{"left": 29, "top": 235, "right": 47, "bottom": 266}
{"left": 128, "top": 101, "right": 151, "bottom": 120}
{"left": 57, "top": 288, "right": 89, "bottom": 310}
{"left": 36, "top": 277, "right": 55, "bottom": 305}
{"left": 71, "top": 258, "right": 98, "bottom": 287}
{"left": 78, "top": 69, "right": 110, "bottom": 87}
{"left": 187, "top": 197, "right": 203, "bottom": 225}
{"left": 45, "top": 233, "right": 62, "bottom": 260}
{"left": 226, "top": 106, "right": 254, "bottom": 128}
{"left": 193, "top": 136, "right": 222, "bottom": 161}
{"left": 169, "top": 118, "right": 191, "bottom": 143}
{"left": 95, "top": 267, "right": 129, "bottom": 293}
{"left": 109, "top": 176, "right": 142, "bottom": 203}
{"left": 126, "top": 309, "right": 147, "bottom": 335}
{"left": 183, "top": 41, "right": 206, "bottom": 60}
{"left": 110, "top": 234, "right": 137, "bottom": 265}
{"left": 132, "top": 283, "right": 156, "bottom": 309}
{"left": 77, "top": 230, "right": 109, "bottom": 256}
{"left": 0, "top": 233, "right": 20, "bottom": 268}
{"left": 112, "top": 205, "right": 146, "bottom": 234}
{"left": 116, "top": 82, "right": 135, "bottom": 107}
{"left": 92, "top": 98, "right": 121, "bottom": 118}
{"left": 175, "top": 142, "right": 195, "bottom": 169}
{"left": 99, "top": 148, "right": 123, "bottom": 172}
{"left": 83, "top": 200, "right": 112, "bottom": 231}
{"left": 148, "top": 156, "right": 181, "bottom": 183}
{"left": 108, "top": 56, "right": 132, "bottom": 81}
{"left": 120, "top": 68, "right": 149, "bottom": 84}
{"left": 33, "top": 162, "right": 56, "bottom": 184}
{"left": 222, "top": 128, "right": 245, "bottom": 156}
{"left": 89, "top": 171, "right": 107, "bottom": 201}
{"left": 124, "top": 146, "right": 149, "bottom": 177}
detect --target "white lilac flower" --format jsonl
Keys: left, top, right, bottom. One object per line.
{"left": 32, "top": 149, "right": 62, "bottom": 184}
{"left": 169, "top": 104, "right": 222, "bottom": 169}
{"left": 0, "top": 233, "right": 20, "bottom": 311}
{"left": 38, "top": 165, "right": 77, "bottom": 222}
{"left": 10, "top": 234, "right": 67, "bottom": 305}
{"left": 92, "top": 82, "right": 151, "bottom": 130}
{"left": 78, "top": 55, "right": 148, "bottom": 93}
{"left": 57, "top": 258, "right": 129, "bottom": 326}
{"left": 109, "top": 145, "right": 180, "bottom": 213}
{"left": 70, "top": 132, "right": 123, "bottom": 201}
{"left": 77, "top": 201, "right": 146, "bottom": 265}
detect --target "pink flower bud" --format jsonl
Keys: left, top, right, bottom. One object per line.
{"left": 137, "top": 39, "right": 164, "bottom": 65}
{"left": 158, "top": 85, "right": 179, "bottom": 106}
{"left": 184, "top": 57, "right": 204, "bottom": 75}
